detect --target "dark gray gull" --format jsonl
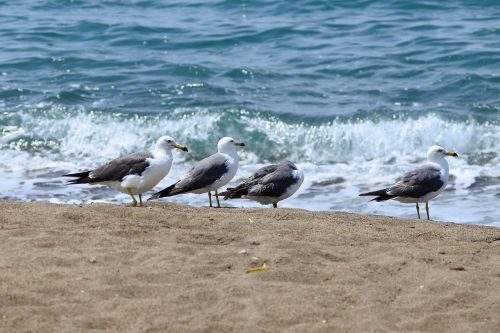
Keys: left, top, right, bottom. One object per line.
{"left": 64, "top": 136, "right": 188, "bottom": 207}
{"left": 148, "top": 137, "right": 245, "bottom": 207}
{"left": 359, "top": 145, "right": 458, "bottom": 220}
{"left": 221, "top": 161, "right": 304, "bottom": 208}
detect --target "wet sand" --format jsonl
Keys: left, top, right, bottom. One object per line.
{"left": 0, "top": 200, "right": 499, "bottom": 332}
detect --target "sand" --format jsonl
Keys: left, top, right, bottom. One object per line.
{"left": 0, "top": 200, "right": 499, "bottom": 332}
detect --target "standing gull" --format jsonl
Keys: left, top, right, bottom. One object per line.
{"left": 64, "top": 136, "right": 188, "bottom": 207}
{"left": 221, "top": 160, "right": 304, "bottom": 208}
{"left": 359, "top": 145, "right": 458, "bottom": 220}
{"left": 148, "top": 137, "right": 245, "bottom": 207}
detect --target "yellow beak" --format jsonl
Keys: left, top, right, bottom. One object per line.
{"left": 446, "top": 151, "right": 458, "bottom": 157}
{"left": 235, "top": 141, "right": 245, "bottom": 147}
{"left": 175, "top": 144, "right": 189, "bottom": 152}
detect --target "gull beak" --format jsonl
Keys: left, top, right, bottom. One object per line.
{"left": 446, "top": 151, "right": 458, "bottom": 157}
{"left": 175, "top": 144, "right": 189, "bottom": 152}
{"left": 235, "top": 141, "right": 245, "bottom": 147}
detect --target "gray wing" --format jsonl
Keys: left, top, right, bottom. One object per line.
{"left": 89, "top": 152, "right": 153, "bottom": 182}
{"left": 387, "top": 165, "right": 444, "bottom": 198}
{"left": 221, "top": 164, "right": 280, "bottom": 199}
{"left": 247, "top": 162, "right": 299, "bottom": 197}
{"left": 244, "top": 164, "right": 280, "bottom": 184}
{"left": 246, "top": 161, "right": 297, "bottom": 184}
{"left": 171, "top": 153, "right": 229, "bottom": 194}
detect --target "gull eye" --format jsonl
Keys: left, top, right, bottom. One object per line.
{"left": 167, "top": 140, "right": 172, "bottom": 143}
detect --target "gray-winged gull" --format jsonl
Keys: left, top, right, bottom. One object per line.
{"left": 359, "top": 145, "right": 458, "bottom": 220}
{"left": 64, "top": 136, "right": 188, "bottom": 207}
{"left": 148, "top": 137, "right": 245, "bottom": 207}
{"left": 221, "top": 160, "right": 304, "bottom": 208}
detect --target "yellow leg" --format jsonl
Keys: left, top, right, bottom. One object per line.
{"left": 273, "top": 202, "right": 277, "bottom": 208}
{"left": 425, "top": 201, "right": 430, "bottom": 220}
{"left": 215, "top": 189, "right": 221, "bottom": 208}
{"left": 208, "top": 192, "right": 213, "bottom": 208}
{"left": 127, "top": 188, "right": 137, "bottom": 207}
{"left": 139, "top": 194, "right": 143, "bottom": 207}
{"left": 416, "top": 202, "right": 421, "bottom": 220}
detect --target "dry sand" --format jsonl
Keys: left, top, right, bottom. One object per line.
{"left": 0, "top": 200, "right": 499, "bottom": 332}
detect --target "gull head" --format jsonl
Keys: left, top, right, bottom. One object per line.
{"left": 217, "top": 136, "right": 245, "bottom": 154}
{"left": 156, "top": 136, "right": 188, "bottom": 152}
{"left": 427, "top": 145, "right": 458, "bottom": 162}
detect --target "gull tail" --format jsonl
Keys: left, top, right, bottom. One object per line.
{"left": 63, "top": 171, "right": 93, "bottom": 184}
{"left": 359, "top": 189, "right": 396, "bottom": 202}
{"left": 148, "top": 183, "right": 177, "bottom": 201}
{"left": 221, "top": 186, "right": 248, "bottom": 200}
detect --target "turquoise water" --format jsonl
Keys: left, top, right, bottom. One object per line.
{"left": 1, "top": 1, "right": 499, "bottom": 225}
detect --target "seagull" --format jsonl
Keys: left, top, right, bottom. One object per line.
{"left": 63, "top": 136, "right": 188, "bottom": 207}
{"left": 221, "top": 161, "right": 304, "bottom": 208}
{"left": 148, "top": 137, "right": 245, "bottom": 207}
{"left": 359, "top": 145, "right": 458, "bottom": 220}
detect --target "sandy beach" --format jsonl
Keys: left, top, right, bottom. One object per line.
{"left": 0, "top": 200, "right": 499, "bottom": 332}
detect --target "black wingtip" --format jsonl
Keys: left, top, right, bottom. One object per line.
{"left": 371, "top": 195, "right": 396, "bottom": 202}
{"left": 147, "top": 192, "right": 161, "bottom": 201}
{"left": 359, "top": 189, "right": 387, "bottom": 197}
{"left": 63, "top": 171, "right": 92, "bottom": 185}
{"left": 63, "top": 171, "right": 90, "bottom": 178}
{"left": 359, "top": 189, "right": 396, "bottom": 202}
{"left": 147, "top": 183, "right": 177, "bottom": 201}
{"left": 222, "top": 187, "right": 247, "bottom": 200}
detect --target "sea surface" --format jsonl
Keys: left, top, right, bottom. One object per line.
{"left": 1, "top": 0, "right": 499, "bottom": 226}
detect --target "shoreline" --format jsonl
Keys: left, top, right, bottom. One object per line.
{"left": 1, "top": 200, "right": 499, "bottom": 332}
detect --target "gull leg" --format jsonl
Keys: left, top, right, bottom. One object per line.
{"left": 127, "top": 188, "right": 138, "bottom": 207}
{"left": 215, "top": 189, "right": 221, "bottom": 208}
{"left": 273, "top": 202, "right": 277, "bottom": 208}
{"left": 208, "top": 192, "right": 213, "bottom": 208}
{"left": 425, "top": 201, "right": 430, "bottom": 220}
{"left": 139, "top": 194, "right": 143, "bottom": 207}
{"left": 416, "top": 202, "right": 421, "bottom": 220}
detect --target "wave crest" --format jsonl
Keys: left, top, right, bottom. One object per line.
{"left": 1, "top": 108, "right": 498, "bottom": 167}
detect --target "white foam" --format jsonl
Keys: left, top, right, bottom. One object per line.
{"left": 241, "top": 113, "right": 499, "bottom": 163}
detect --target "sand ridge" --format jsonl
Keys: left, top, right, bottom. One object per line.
{"left": 0, "top": 200, "right": 499, "bottom": 332}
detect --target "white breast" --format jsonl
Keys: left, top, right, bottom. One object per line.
{"left": 120, "top": 155, "right": 173, "bottom": 195}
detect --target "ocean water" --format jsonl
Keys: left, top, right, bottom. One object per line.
{"left": 0, "top": 0, "right": 499, "bottom": 226}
